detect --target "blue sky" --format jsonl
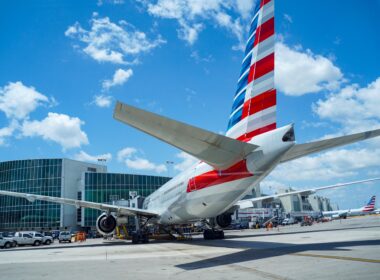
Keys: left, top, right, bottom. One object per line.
{"left": 0, "top": 0, "right": 379, "bottom": 209}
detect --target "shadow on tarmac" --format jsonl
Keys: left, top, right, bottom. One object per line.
{"left": 176, "top": 239, "right": 380, "bottom": 270}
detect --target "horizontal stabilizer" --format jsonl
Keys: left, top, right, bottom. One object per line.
{"left": 280, "top": 128, "right": 380, "bottom": 163}
{"left": 0, "top": 190, "right": 158, "bottom": 217}
{"left": 113, "top": 101, "right": 258, "bottom": 170}
{"left": 236, "top": 178, "right": 380, "bottom": 209}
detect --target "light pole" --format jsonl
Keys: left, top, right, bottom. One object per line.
{"left": 97, "top": 158, "right": 107, "bottom": 172}
{"left": 166, "top": 161, "right": 174, "bottom": 177}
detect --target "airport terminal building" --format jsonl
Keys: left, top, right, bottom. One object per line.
{"left": 0, "top": 159, "right": 170, "bottom": 232}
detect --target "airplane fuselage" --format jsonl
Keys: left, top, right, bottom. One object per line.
{"left": 143, "top": 125, "right": 295, "bottom": 225}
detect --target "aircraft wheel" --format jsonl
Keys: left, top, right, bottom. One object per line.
{"left": 141, "top": 234, "right": 149, "bottom": 243}
{"left": 132, "top": 233, "right": 140, "bottom": 244}
{"left": 203, "top": 229, "right": 215, "bottom": 240}
{"left": 216, "top": 230, "right": 224, "bottom": 239}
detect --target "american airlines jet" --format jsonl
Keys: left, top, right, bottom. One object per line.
{"left": 1, "top": 0, "right": 380, "bottom": 242}
{"left": 323, "top": 196, "right": 377, "bottom": 219}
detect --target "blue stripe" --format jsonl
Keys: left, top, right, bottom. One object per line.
{"left": 231, "top": 90, "right": 245, "bottom": 113}
{"left": 240, "top": 53, "right": 252, "bottom": 76}
{"left": 227, "top": 107, "right": 243, "bottom": 129}
{"left": 253, "top": 2, "right": 260, "bottom": 17}
{"left": 249, "top": 16, "right": 259, "bottom": 37}
{"left": 236, "top": 71, "right": 248, "bottom": 95}
{"left": 244, "top": 34, "right": 256, "bottom": 55}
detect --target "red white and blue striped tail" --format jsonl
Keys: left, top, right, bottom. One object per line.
{"left": 226, "top": 0, "right": 276, "bottom": 142}
{"left": 362, "top": 195, "right": 376, "bottom": 212}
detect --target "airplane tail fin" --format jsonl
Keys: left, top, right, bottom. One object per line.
{"left": 362, "top": 195, "right": 376, "bottom": 212}
{"left": 226, "top": 0, "right": 276, "bottom": 142}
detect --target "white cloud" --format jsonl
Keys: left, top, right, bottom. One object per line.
{"left": 102, "top": 68, "right": 133, "bottom": 90}
{"left": 283, "top": 13, "right": 293, "bottom": 23}
{"left": 0, "top": 120, "right": 18, "bottom": 146}
{"left": 126, "top": 157, "right": 167, "bottom": 173}
{"left": 65, "top": 16, "right": 166, "bottom": 64}
{"left": 142, "top": 0, "right": 252, "bottom": 47}
{"left": 0, "top": 81, "right": 54, "bottom": 120}
{"left": 73, "top": 150, "right": 112, "bottom": 163}
{"left": 93, "top": 94, "right": 113, "bottom": 108}
{"left": 21, "top": 112, "right": 89, "bottom": 150}
{"left": 117, "top": 147, "right": 137, "bottom": 162}
{"left": 270, "top": 148, "right": 380, "bottom": 183}
{"left": 275, "top": 42, "right": 344, "bottom": 96}
{"left": 267, "top": 77, "right": 380, "bottom": 195}
{"left": 236, "top": 0, "right": 256, "bottom": 19}
{"left": 116, "top": 146, "right": 166, "bottom": 173}
{"left": 313, "top": 78, "right": 380, "bottom": 132}
{"left": 98, "top": 0, "right": 124, "bottom": 5}
{"left": 173, "top": 151, "right": 198, "bottom": 172}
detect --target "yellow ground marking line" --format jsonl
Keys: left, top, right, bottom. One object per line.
{"left": 291, "top": 253, "right": 380, "bottom": 263}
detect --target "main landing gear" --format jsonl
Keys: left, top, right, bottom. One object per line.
{"left": 131, "top": 215, "right": 150, "bottom": 244}
{"left": 203, "top": 229, "right": 224, "bottom": 240}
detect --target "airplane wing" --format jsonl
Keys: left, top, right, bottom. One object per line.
{"left": 280, "top": 128, "right": 380, "bottom": 163}
{"left": 113, "top": 101, "right": 258, "bottom": 170}
{"left": 0, "top": 190, "right": 158, "bottom": 217}
{"left": 236, "top": 178, "right": 380, "bottom": 209}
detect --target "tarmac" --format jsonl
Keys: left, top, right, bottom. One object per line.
{"left": 0, "top": 215, "right": 379, "bottom": 280}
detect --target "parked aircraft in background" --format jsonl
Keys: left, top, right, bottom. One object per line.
{"left": 323, "top": 196, "right": 377, "bottom": 219}
{"left": 1, "top": 0, "right": 380, "bottom": 243}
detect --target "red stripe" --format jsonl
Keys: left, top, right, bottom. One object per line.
{"left": 237, "top": 123, "right": 276, "bottom": 142}
{"left": 260, "top": 0, "right": 272, "bottom": 8}
{"left": 186, "top": 160, "right": 253, "bottom": 192}
{"left": 242, "top": 89, "right": 276, "bottom": 119}
{"left": 248, "top": 53, "right": 274, "bottom": 83}
{"left": 253, "top": 17, "right": 274, "bottom": 48}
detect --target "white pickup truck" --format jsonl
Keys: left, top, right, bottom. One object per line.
{"left": 28, "top": 232, "right": 53, "bottom": 245}
{"left": 0, "top": 236, "right": 16, "bottom": 249}
{"left": 13, "top": 232, "right": 43, "bottom": 246}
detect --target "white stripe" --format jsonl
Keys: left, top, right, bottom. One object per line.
{"left": 246, "top": 106, "right": 276, "bottom": 134}
{"left": 261, "top": 0, "right": 274, "bottom": 24}
{"left": 245, "top": 71, "right": 274, "bottom": 102}
{"left": 232, "top": 70, "right": 275, "bottom": 116}
{"left": 255, "top": 35, "right": 274, "bottom": 62}
{"left": 245, "top": 34, "right": 274, "bottom": 67}
{"left": 226, "top": 106, "right": 276, "bottom": 138}
{"left": 247, "top": 1, "right": 274, "bottom": 44}
{"left": 235, "top": 36, "right": 275, "bottom": 102}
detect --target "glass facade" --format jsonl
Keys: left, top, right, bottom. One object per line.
{"left": 0, "top": 159, "right": 62, "bottom": 230}
{"left": 83, "top": 172, "right": 170, "bottom": 227}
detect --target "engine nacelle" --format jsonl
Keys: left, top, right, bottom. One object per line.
{"left": 96, "top": 213, "right": 117, "bottom": 235}
{"left": 215, "top": 213, "right": 232, "bottom": 228}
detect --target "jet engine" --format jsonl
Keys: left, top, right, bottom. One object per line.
{"left": 215, "top": 213, "right": 232, "bottom": 228}
{"left": 96, "top": 213, "right": 117, "bottom": 235}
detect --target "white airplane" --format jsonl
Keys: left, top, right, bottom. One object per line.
{"left": 323, "top": 195, "right": 377, "bottom": 219}
{"left": 1, "top": 0, "right": 380, "bottom": 242}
